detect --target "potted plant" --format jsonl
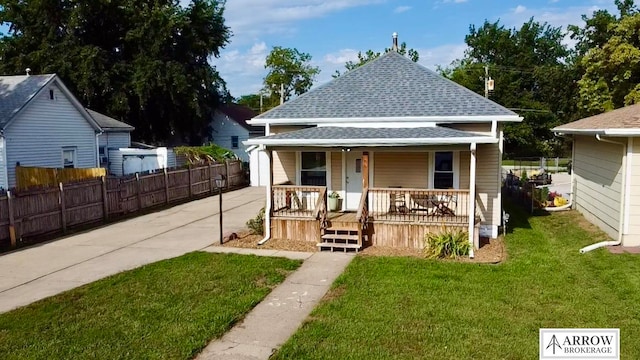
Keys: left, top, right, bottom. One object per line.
{"left": 328, "top": 191, "right": 341, "bottom": 211}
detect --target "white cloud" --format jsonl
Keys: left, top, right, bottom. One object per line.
{"left": 394, "top": 5, "right": 412, "bottom": 13}
{"left": 223, "top": 0, "right": 386, "bottom": 45}
{"left": 417, "top": 44, "right": 468, "bottom": 70}
{"left": 212, "top": 41, "right": 270, "bottom": 96}
{"left": 513, "top": 5, "right": 527, "bottom": 14}
{"left": 323, "top": 49, "right": 360, "bottom": 65}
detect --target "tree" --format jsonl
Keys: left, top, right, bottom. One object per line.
{"left": 441, "top": 19, "right": 577, "bottom": 157}
{"left": 236, "top": 93, "right": 278, "bottom": 114}
{"left": 263, "top": 47, "right": 320, "bottom": 103}
{"left": 577, "top": 12, "right": 640, "bottom": 114}
{"left": 0, "top": 0, "right": 230, "bottom": 144}
{"left": 334, "top": 42, "right": 419, "bottom": 77}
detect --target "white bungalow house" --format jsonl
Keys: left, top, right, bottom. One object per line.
{"left": 246, "top": 49, "right": 522, "bottom": 255}
{"left": 553, "top": 103, "right": 640, "bottom": 250}
{"left": 0, "top": 73, "right": 134, "bottom": 188}
{"left": 210, "top": 103, "right": 263, "bottom": 163}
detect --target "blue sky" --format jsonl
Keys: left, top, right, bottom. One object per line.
{"left": 215, "top": 0, "right": 617, "bottom": 97}
{"left": 0, "top": 0, "right": 618, "bottom": 98}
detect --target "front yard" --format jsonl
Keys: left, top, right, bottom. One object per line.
{"left": 273, "top": 203, "right": 640, "bottom": 359}
{"left": 0, "top": 252, "right": 300, "bottom": 360}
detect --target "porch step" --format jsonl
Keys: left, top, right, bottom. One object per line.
{"left": 324, "top": 225, "right": 359, "bottom": 231}
{"left": 322, "top": 234, "right": 359, "bottom": 241}
{"left": 316, "top": 242, "right": 361, "bottom": 252}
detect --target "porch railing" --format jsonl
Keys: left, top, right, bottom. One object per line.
{"left": 368, "top": 188, "right": 471, "bottom": 224}
{"left": 357, "top": 187, "right": 369, "bottom": 226}
{"left": 272, "top": 185, "right": 327, "bottom": 219}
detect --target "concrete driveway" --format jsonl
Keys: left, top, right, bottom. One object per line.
{"left": 0, "top": 186, "right": 266, "bottom": 313}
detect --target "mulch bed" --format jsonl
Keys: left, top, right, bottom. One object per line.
{"left": 222, "top": 230, "right": 506, "bottom": 264}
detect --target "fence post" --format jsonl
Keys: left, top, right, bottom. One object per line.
{"left": 187, "top": 164, "right": 193, "bottom": 198}
{"left": 136, "top": 173, "right": 142, "bottom": 211}
{"left": 101, "top": 176, "right": 109, "bottom": 221}
{"left": 7, "top": 191, "right": 16, "bottom": 248}
{"left": 164, "top": 168, "right": 170, "bottom": 204}
{"left": 209, "top": 163, "right": 215, "bottom": 195}
{"left": 225, "top": 160, "right": 230, "bottom": 190}
{"left": 59, "top": 182, "right": 67, "bottom": 233}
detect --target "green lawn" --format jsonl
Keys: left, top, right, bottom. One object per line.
{"left": 0, "top": 252, "right": 300, "bottom": 360}
{"left": 273, "top": 203, "right": 640, "bottom": 359}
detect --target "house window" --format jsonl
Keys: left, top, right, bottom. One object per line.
{"left": 434, "top": 152, "right": 454, "bottom": 189}
{"left": 300, "top": 152, "right": 326, "bottom": 186}
{"left": 231, "top": 136, "right": 239, "bottom": 149}
{"left": 62, "top": 148, "right": 76, "bottom": 168}
{"left": 99, "top": 146, "right": 107, "bottom": 165}
{"left": 49, "top": 89, "right": 55, "bottom": 100}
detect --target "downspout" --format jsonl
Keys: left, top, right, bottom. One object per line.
{"left": 258, "top": 147, "right": 272, "bottom": 245}
{"left": 95, "top": 132, "right": 102, "bottom": 168}
{"left": 580, "top": 134, "right": 627, "bottom": 253}
{"left": 0, "top": 131, "right": 7, "bottom": 189}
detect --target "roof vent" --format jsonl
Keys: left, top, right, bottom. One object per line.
{"left": 392, "top": 32, "right": 399, "bottom": 51}
{"left": 25, "top": 68, "right": 31, "bottom": 76}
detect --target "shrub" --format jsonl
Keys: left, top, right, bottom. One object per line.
{"left": 423, "top": 228, "right": 470, "bottom": 259}
{"left": 246, "top": 207, "right": 265, "bottom": 236}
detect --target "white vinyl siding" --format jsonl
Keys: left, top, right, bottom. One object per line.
{"left": 476, "top": 143, "right": 501, "bottom": 227}
{"left": 4, "top": 83, "right": 97, "bottom": 187}
{"left": 98, "top": 131, "right": 131, "bottom": 150}
{"left": 573, "top": 135, "right": 623, "bottom": 240}
{"left": 210, "top": 110, "right": 257, "bottom": 163}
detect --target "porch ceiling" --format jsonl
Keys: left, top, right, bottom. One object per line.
{"left": 245, "top": 126, "right": 497, "bottom": 147}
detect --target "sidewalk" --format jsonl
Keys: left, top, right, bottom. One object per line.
{"left": 0, "top": 186, "right": 265, "bottom": 313}
{"left": 197, "top": 250, "right": 354, "bottom": 360}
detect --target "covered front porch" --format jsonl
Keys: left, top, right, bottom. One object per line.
{"left": 247, "top": 126, "right": 501, "bottom": 255}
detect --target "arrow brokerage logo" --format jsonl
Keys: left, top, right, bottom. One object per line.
{"left": 539, "top": 329, "right": 619, "bottom": 359}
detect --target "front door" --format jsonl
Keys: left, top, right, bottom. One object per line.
{"left": 345, "top": 151, "right": 363, "bottom": 210}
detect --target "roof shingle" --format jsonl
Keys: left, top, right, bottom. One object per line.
{"left": 86, "top": 109, "right": 134, "bottom": 131}
{"left": 255, "top": 51, "right": 518, "bottom": 120}
{"left": 554, "top": 103, "right": 640, "bottom": 131}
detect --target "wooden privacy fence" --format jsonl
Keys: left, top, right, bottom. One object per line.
{"left": 0, "top": 160, "right": 246, "bottom": 248}
{"left": 16, "top": 166, "right": 107, "bottom": 190}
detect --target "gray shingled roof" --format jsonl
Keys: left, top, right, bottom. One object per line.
{"left": 255, "top": 51, "right": 519, "bottom": 120}
{"left": 0, "top": 74, "right": 56, "bottom": 128}
{"left": 247, "top": 126, "right": 494, "bottom": 146}
{"left": 86, "top": 109, "right": 134, "bottom": 131}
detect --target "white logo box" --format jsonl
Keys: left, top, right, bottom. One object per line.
{"left": 540, "top": 329, "right": 620, "bottom": 360}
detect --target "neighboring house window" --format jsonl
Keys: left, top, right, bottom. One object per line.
{"left": 49, "top": 89, "right": 55, "bottom": 100}
{"left": 300, "top": 152, "right": 326, "bottom": 186}
{"left": 62, "top": 148, "right": 76, "bottom": 168}
{"left": 231, "top": 136, "right": 239, "bottom": 149}
{"left": 434, "top": 152, "right": 454, "bottom": 189}
{"left": 99, "top": 146, "right": 107, "bottom": 165}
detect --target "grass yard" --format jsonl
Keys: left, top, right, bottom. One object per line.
{"left": 273, "top": 203, "right": 640, "bottom": 359}
{"left": 0, "top": 252, "right": 300, "bottom": 360}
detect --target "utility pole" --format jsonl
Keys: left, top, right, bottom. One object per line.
{"left": 280, "top": 83, "right": 284, "bottom": 105}
{"left": 484, "top": 65, "right": 489, "bottom": 98}
{"left": 259, "top": 92, "right": 264, "bottom": 113}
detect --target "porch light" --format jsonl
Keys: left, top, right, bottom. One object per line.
{"left": 341, "top": 148, "right": 351, "bottom": 152}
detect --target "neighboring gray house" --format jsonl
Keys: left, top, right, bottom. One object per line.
{"left": 86, "top": 109, "right": 134, "bottom": 166}
{"left": 210, "top": 104, "right": 263, "bottom": 162}
{"left": 0, "top": 74, "right": 102, "bottom": 188}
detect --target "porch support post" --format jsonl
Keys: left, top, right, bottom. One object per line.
{"left": 362, "top": 152, "right": 369, "bottom": 189}
{"left": 258, "top": 148, "right": 273, "bottom": 245}
{"left": 468, "top": 143, "right": 477, "bottom": 258}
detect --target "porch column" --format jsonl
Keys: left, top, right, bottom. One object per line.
{"left": 258, "top": 148, "right": 273, "bottom": 245}
{"left": 468, "top": 143, "right": 477, "bottom": 258}
{"left": 362, "top": 152, "right": 369, "bottom": 189}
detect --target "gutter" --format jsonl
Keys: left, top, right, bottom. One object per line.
{"left": 248, "top": 115, "right": 523, "bottom": 126}
{"left": 580, "top": 134, "right": 627, "bottom": 253}
{"left": 245, "top": 136, "right": 499, "bottom": 147}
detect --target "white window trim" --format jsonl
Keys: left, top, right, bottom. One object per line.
{"left": 428, "top": 151, "right": 460, "bottom": 189}
{"left": 62, "top": 147, "right": 77, "bottom": 169}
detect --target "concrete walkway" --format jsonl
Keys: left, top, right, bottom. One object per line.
{"left": 197, "top": 251, "right": 354, "bottom": 360}
{"left": 0, "top": 186, "right": 266, "bottom": 313}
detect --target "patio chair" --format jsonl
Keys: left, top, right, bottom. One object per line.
{"left": 435, "top": 194, "right": 457, "bottom": 216}
{"left": 410, "top": 194, "right": 439, "bottom": 216}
